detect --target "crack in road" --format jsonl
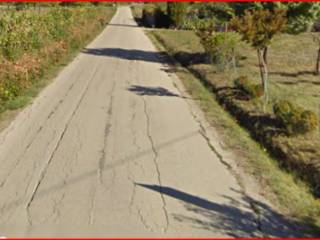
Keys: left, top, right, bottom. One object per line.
{"left": 137, "top": 207, "right": 153, "bottom": 232}
{"left": 47, "top": 123, "right": 82, "bottom": 224}
{"left": 0, "top": 84, "right": 75, "bottom": 189}
{"left": 0, "top": 66, "right": 88, "bottom": 191}
{"left": 157, "top": 50, "right": 267, "bottom": 236}
{"left": 130, "top": 62, "right": 146, "bottom": 176}
{"left": 141, "top": 95, "right": 169, "bottom": 233}
{"left": 89, "top": 60, "right": 120, "bottom": 225}
{"left": 25, "top": 63, "right": 100, "bottom": 227}
{"left": 98, "top": 92, "right": 115, "bottom": 185}
{"left": 132, "top": 57, "right": 169, "bottom": 232}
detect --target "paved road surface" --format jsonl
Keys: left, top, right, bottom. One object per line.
{"left": 0, "top": 7, "right": 301, "bottom": 237}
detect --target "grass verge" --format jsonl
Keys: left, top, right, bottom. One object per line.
{"left": 146, "top": 29, "right": 320, "bottom": 234}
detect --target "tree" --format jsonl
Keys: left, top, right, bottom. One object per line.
{"left": 229, "top": 2, "right": 263, "bottom": 16}
{"left": 195, "top": 19, "right": 216, "bottom": 63}
{"left": 313, "top": 33, "right": 320, "bottom": 75}
{"left": 167, "top": 2, "right": 188, "bottom": 29}
{"left": 284, "top": 3, "right": 320, "bottom": 33}
{"left": 231, "top": 10, "right": 287, "bottom": 110}
{"left": 229, "top": 2, "right": 320, "bottom": 34}
{"left": 14, "top": 2, "right": 27, "bottom": 11}
{"left": 194, "top": 3, "right": 235, "bottom": 32}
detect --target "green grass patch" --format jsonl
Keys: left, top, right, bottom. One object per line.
{"left": 5, "top": 96, "right": 32, "bottom": 110}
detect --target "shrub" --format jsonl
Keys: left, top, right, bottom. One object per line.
{"left": 154, "top": 7, "right": 170, "bottom": 28}
{"left": 202, "top": 32, "right": 240, "bottom": 70}
{"left": 167, "top": 2, "right": 188, "bottom": 29}
{"left": 300, "top": 110, "right": 318, "bottom": 133}
{"left": 142, "top": 4, "right": 156, "bottom": 27}
{"left": 196, "top": 2, "right": 235, "bottom": 23}
{"left": 273, "top": 100, "right": 318, "bottom": 135}
{"left": 179, "top": 9, "right": 199, "bottom": 30}
{"left": 142, "top": 4, "right": 169, "bottom": 28}
{"left": 180, "top": 18, "right": 198, "bottom": 31}
{"left": 195, "top": 18, "right": 216, "bottom": 48}
{"left": 234, "top": 76, "right": 264, "bottom": 98}
{"left": 284, "top": 3, "right": 320, "bottom": 34}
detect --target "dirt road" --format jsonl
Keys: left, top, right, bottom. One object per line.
{"left": 0, "top": 7, "right": 301, "bottom": 237}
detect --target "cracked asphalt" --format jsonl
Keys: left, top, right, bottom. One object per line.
{"left": 0, "top": 6, "right": 302, "bottom": 237}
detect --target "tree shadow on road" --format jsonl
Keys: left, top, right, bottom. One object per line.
{"left": 128, "top": 85, "right": 180, "bottom": 97}
{"left": 136, "top": 183, "right": 307, "bottom": 238}
{"left": 108, "top": 23, "right": 139, "bottom": 28}
{"left": 82, "top": 48, "right": 164, "bottom": 63}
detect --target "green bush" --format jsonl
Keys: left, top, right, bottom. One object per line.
{"left": 234, "top": 76, "right": 264, "bottom": 98}
{"left": 198, "top": 31, "right": 240, "bottom": 71}
{"left": 205, "top": 32, "right": 240, "bottom": 67}
{"left": 154, "top": 7, "right": 170, "bottom": 28}
{"left": 142, "top": 4, "right": 169, "bottom": 28}
{"left": 300, "top": 110, "right": 318, "bottom": 132}
{"left": 142, "top": 4, "right": 156, "bottom": 27}
{"left": 273, "top": 100, "right": 318, "bottom": 135}
{"left": 167, "top": 2, "right": 188, "bottom": 29}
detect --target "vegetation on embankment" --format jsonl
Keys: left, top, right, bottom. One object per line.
{"left": 0, "top": 6, "right": 115, "bottom": 128}
{"left": 146, "top": 28, "right": 320, "bottom": 234}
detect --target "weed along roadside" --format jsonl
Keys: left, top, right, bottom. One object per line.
{"left": 0, "top": 4, "right": 116, "bottom": 132}
{"left": 132, "top": 2, "right": 320, "bottom": 234}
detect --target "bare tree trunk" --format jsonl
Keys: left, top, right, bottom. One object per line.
{"left": 224, "top": 22, "right": 228, "bottom": 32}
{"left": 263, "top": 47, "right": 268, "bottom": 66}
{"left": 257, "top": 49, "right": 264, "bottom": 86}
{"left": 231, "top": 48, "right": 237, "bottom": 76}
{"left": 258, "top": 49, "right": 269, "bottom": 111}
{"left": 316, "top": 46, "right": 320, "bottom": 75}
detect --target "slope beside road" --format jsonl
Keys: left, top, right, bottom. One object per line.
{"left": 0, "top": 6, "right": 301, "bottom": 237}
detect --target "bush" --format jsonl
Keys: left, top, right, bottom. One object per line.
{"left": 273, "top": 100, "right": 318, "bottom": 135}
{"left": 167, "top": 2, "right": 188, "bottom": 29}
{"left": 180, "top": 17, "right": 198, "bottom": 31}
{"left": 196, "top": 2, "right": 234, "bottom": 22}
{"left": 198, "top": 31, "right": 240, "bottom": 71}
{"left": 142, "top": 4, "right": 156, "bottom": 27}
{"left": 234, "top": 76, "right": 264, "bottom": 99}
{"left": 286, "top": 15, "right": 315, "bottom": 34}
{"left": 314, "top": 18, "right": 320, "bottom": 31}
{"left": 154, "top": 7, "right": 170, "bottom": 28}
{"left": 195, "top": 18, "right": 216, "bottom": 46}
{"left": 142, "top": 4, "right": 169, "bottom": 28}
{"left": 179, "top": 9, "right": 199, "bottom": 30}
{"left": 205, "top": 32, "right": 240, "bottom": 68}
